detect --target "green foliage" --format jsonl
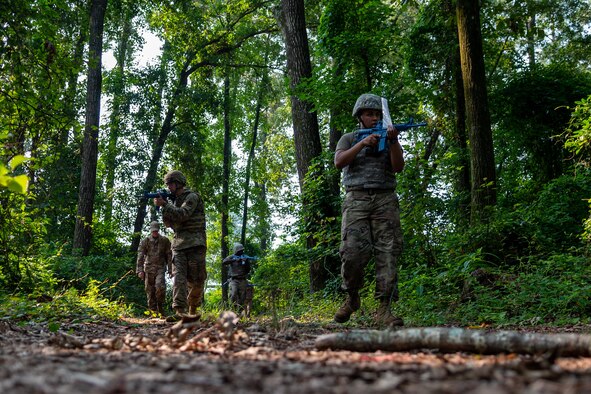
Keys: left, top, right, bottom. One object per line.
{"left": 50, "top": 254, "right": 145, "bottom": 313}
{"left": 564, "top": 95, "right": 591, "bottom": 168}
{"left": 250, "top": 243, "right": 310, "bottom": 317}
{"left": 0, "top": 156, "right": 28, "bottom": 194}
{"left": 396, "top": 252, "right": 591, "bottom": 327}
{"left": 492, "top": 65, "right": 591, "bottom": 183}
{"left": 563, "top": 94, "right": 591, "bottom": 245}
{"left": 299, "top": 153, "right": 342, "bottom": 279}
{"left": 429, "top": 172, "right": 591, "bottom": 270}
{"left": 0, "top": 192, "right": 49, "bottom": 292}
{"left": 0, "top": 281, "right": 131, "bottom": 324}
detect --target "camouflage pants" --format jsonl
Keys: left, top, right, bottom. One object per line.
{"left": 229, "top": 278, "right": 247, "bottom": 311}
{"left": 339, "top": 190, "right": 403, "bottom": 302}
{"left": 144, "top": 268, "right": 166, "bottom": 312}
{"left": 171, "top": 245, "right": 207, "bottom": 312}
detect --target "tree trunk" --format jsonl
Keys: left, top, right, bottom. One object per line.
{"left": 255, "top": 126, "right": 271, "bottom": 253}
{"left": 453, "top": 38, "right": 471, "bottom": 227}
{"left": 129, "top": 61, "right": 188, "bottom": 253}
{"left": 277, "top": 0, "right": 340, "bottom": 292}
{"left": 104, "top": 10, "right": 133, "bottom": 222}
{"left": 61, "top": 30, "right": 87, "bottom": 145}
{"left": 276, "top": 0, "right": 322, "bottom": 191}
{"left": 526, "top": 10, "right": 536, "bottom": 69}
{"left": 456, "top": 0, "right": 496, "bottom": 224}
{"left": 72, "top": 0, "right": 108, "bottom": 255}
{"left": 241, "top": 71, "right": 266, "bottom": 246}
{"left": 316, "top": 327, "right": 591, "bottom": 357}
{"left": 221, "top": 71, "right": 232, "bottom": 305}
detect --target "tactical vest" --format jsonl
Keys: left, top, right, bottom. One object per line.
{"left": 226, "top": 255, "right": 250, "bottom": 278}
{"left": 341, "top": 134, "right": 397, "bottom": 190}
{"left": 162, "top": 189, "right": 206, "bottom": 250}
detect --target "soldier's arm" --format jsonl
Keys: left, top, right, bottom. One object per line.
{"left": 136, "top": 238, "right": 147, "bottom": 273}
{"left": 334, "top": 133, "right": 377, "bottom": 170}
{"left": 161, "top": 193, "right": 201, "bottom": 224}
{"left": 164, "top": 238, "right": 173, "bottom": 273}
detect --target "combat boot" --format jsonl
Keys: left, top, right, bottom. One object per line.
{"left": 165, "top": 308, "right": 185, "bottom": 323}
{"left": 375, "top": 302, "right": 404, "bottom": 328}
{"left": 188, "top": 305, "right": 201, "bottom": 318}
{"left": 334, "top": 291, "right": 361, "bottom": 323}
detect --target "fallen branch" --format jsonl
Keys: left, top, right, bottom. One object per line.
{"left": 315, "top": 328, "right": 591, "bottom": 357}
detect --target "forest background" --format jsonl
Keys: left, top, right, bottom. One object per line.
{"left": 2, "top": 0, "right": 591, "bottom": 328}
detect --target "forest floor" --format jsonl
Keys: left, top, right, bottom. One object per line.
{"left": 2, "top": 314, "right": 591, "bottom": 394}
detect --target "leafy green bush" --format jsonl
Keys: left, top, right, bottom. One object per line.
{"left": 0, "top": 191, "right": 49, "bottom": 292}
{"left": 50, "top": 253, "right": 145, "bottom": 313}
{"left": 396, "top": 251, "right": 591, "bottom": 327}
{"left": 250, "top": 243, "right": 310, "bottom": 320}
{"left": 0, "top": 280, "right": 131, "bottom": 325}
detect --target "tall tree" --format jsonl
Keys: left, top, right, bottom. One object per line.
{"left": 277, "top": 0, "right": 341, "bottom": 291}
{"left": 456, "top": 0, "right": 496, "bottom": 223}
{"left": 103, "top": 1, "right": 139, "bottom": 222}
{"left": 241, "top": 69, "right": 268, "bottom": 246}
{"left": 276, "top": 0, "right": 321, "bottom": 190}
{"left": 221, "top": 69, "right": 232, "bottom": 305}
{"left": 129, "top": 0, "right": 277, "bottom": 252}
{"left": 73, "top": 0, "right": 108, "bottom": 255}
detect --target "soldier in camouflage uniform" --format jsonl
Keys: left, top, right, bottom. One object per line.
{"left": 222, "top": 243, "right": 252, "bottom": 315}
{"left": 154, "top": 170, "right": 207, "bottom": 322}
{"left": 333, "top": 93, "right": 405, "bottom": 327}
{"left": 136, "top": 221, "right": 172, "bottom": 316}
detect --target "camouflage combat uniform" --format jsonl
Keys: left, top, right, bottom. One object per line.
{"left": 336, "top": 132, "right": 403, "bottom": 302}
{"left": 222, "top": 246, "right": 251, "bottom": 313}
{"left": 334, "top": 93, "right": 405, "bottom": 327}
{"left": 162, "top": 188, "right": 207, "bottom": 315}
{"left": 136, "top": 232, "right": 172, "bottom": 314}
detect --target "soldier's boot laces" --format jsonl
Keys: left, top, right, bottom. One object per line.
{"left": 334, "top": 292, "right": 361, "bottom": 323}
{"left": 375, "top": 303, "right": 404, "bottom": 328}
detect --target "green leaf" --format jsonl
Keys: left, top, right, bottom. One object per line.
{"left": 7, "top": 175, "right": 29, "bottom": 193}
{"left": 9, "top": 155, "right": 27, "bottom": 169}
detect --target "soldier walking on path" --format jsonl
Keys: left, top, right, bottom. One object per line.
{"left": 333, "top": 93, "right": 405, "bottom": 328}
{"left": 154, "top": 170, "right": 207, "bottom": 322}
{"left": 136, "top": 221, "right": 172, "bottom": 316}
{"left": 223, "top": 243, "right": 253, "bottom": 316}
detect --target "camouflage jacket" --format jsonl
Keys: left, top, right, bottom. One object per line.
{"left": 136, "top": 234, "right": 172, "bottom": 274}
{"left": 161, "top": 188, "right": 206, "bottom": 250}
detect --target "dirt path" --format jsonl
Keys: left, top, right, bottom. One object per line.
{"left": 2, "top": 317, "right": 591, "bottom": 393}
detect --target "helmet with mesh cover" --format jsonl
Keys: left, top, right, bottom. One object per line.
{"left": 352, "top": 93, "right": 382, "bottom": 117}
{"left": 163, "top": 170, "right": 186, "bottom": 186}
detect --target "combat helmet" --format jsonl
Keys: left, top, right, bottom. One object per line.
{"left": 233, "top": 243, "right": 244, "bottom": 254}
{"left": 150, "top": 221, "right": 160, "bottom": 231}
{"left": 352, "top": 93, "right": 382, "bottom": 117}
{"left": 164, "top": 170, "right": 186, "bottom": 186}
